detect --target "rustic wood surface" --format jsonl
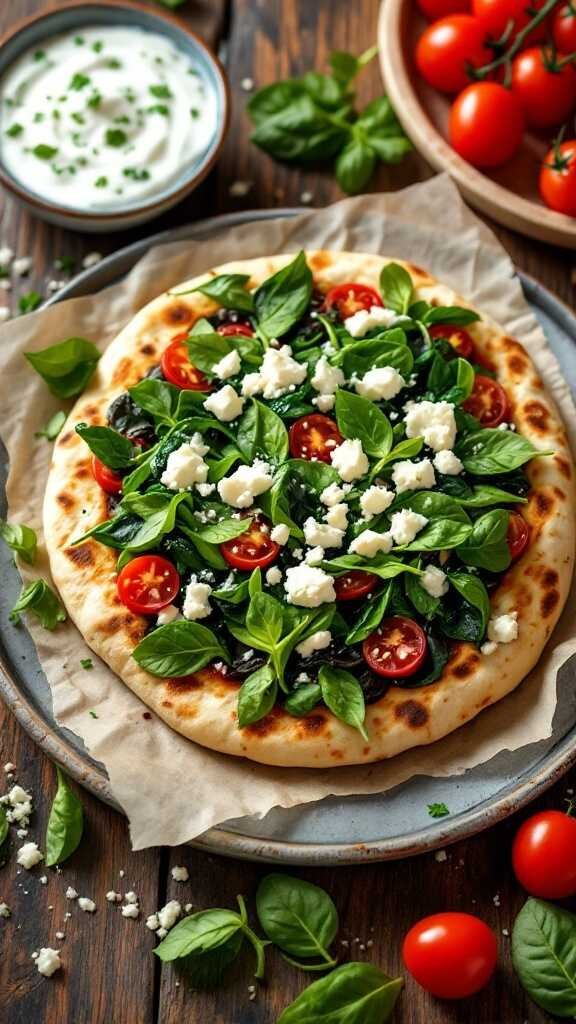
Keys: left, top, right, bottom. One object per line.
{"left": 0, "top": 2, "right": 575, "bottom": 1023}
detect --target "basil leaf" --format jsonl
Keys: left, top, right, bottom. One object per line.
{"left": 207, "top": 451, "right": 241, "bottom": 483}
{"left": 379, "top": 262, "right": 413, "bottom": 315}
{"left": 330, "top": 50, "right": 362, "bottom": 86}
{"left": 335, "top": 135, "right": 375, "bottom": 195}
{"left": 9, "top": 579, "right": 66, "bottom": 630}
{"left": 277, "top": 962, "right": 403, "bottom": 1024}
{"left": 456, "top": 429, "right": 545, "bottom": 475}
{"left": 340, "top": 334, "right": 413, "bottom": 379}
{"left": 456, "top": 484, "right": 528, "bottom": 508}
{"left": 249, "top": 567, "right": 263, "bottom": 597}
{"left": 45, "top": 765, "right": 83, "bottom": 866}
{"left": 250, "top": 95, "right": 348, "bottom": 163}
{"left": 258, "top": 469, "right": 303, "bottom": 538}
{"left": 370, "top": 438, "right": 424, "bottom": 480}
{"left": 248, "top": 80, "right": 306, "bottom": 125}
{"left": 254, "top": 251, "right": 313, "bottom": 340}
{"left": 423, "top": 305, "right": 480, "bottom": 327}
{"left": 180, "top": 930, "right": 244, "bottom": 989}
{"left": 405, "top": 571, "right": 439, "bottom": 619}
{"left": 187, "top": 517, "right": 253, "bottom": 545}
{"left": 132, "top": 621, "right": 228, "bottom": 677}
{"left": 448, "top": 571, "right": 490, "bottom": 633}
{"left": 302, "top": 71, "right": 346, "bottom": 110}
{"left": 322, "top": 554, "right": 421, "bottom": 582}
{"left": 246, "top": 592, "right": 284, "bottom": 649}
{"left": 186, "top": 319, "right": 232, "bottom": 374}
{"left": 0, "top": 805, "right": 8, "bottom": 849}
{"left": 76, "top": 423, "right": 135, "bottom": 469}
{"left": 345, "top": 584, "right": 392, "bottom": 643}
{"left": 75, "top": 513, "right": 142, "bottom": 550}
{"left": 119, "top": 490, "right": 171, "bottom": 517}
{"left": 236, "top": 399, "right": 289, "bottom": 462}
{"left": 318, "top": 665, "right": 368, "bottom": 741}
{"left": 122, "top": 456, "right": 155, "bottom": 494}
{"left": 34, "top": 409, "right": 67, "bottom": 441}
{"left": 187, "top": 273, "right": 254, "bottom": 313}
{"left": 185, "top": 533, "right": 227, "bottom": 570}
{"left": 256, "top": 874, "right": 338, "bottom": 967}
{"left": 428, "top": 355, "right": 474, "bottom": 405}
{"left": 128, "top": 379, "right": 179, "bottom": 425}
{"left": 127, "top": 492, "right": 189, "bottom": 552}
{"left": 0, "top": 520, "right": 37, "bottom": 564}
{"left": 25, "top": 337, "right": 101, "bottom": 398}
{"left": 457, "top": 509, "right": 511, "bottom": 572}
{"left": 512, "top": 898, "right": 576, "bottom": 1018}
{"left": 237, "top": 664, "right": 277, "bottom": 727}
{"left": 288, "top": 459, "right": 339, "bottom": 494}
{"left": 393, "top": 492, "right": 473, "bottom": 551}
{"left": 335, "top": 390, "right": 392, "bottom": 458}
{"left": 284, "top": 682, "right": 322, "bottom": 717}
{"left": 212, "top": 578, "right": 250, "bottom": 605}
{"left": 357, "top": 95, "right": 412, "bottom": 164}
{"left": 155, "top": 909, "right": 243, "bottom": 961}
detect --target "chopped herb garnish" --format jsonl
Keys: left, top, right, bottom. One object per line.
{"left": 428, "top": 802, "right": 450, "bottom": 819}
{"left": 88, "top": 709, "right": 98, "bottom": 718}
{"left": 113, "top": 115, "right": 131, "bottom": 125}
{"left": 33, "top": 50, "right": 46, "bottom": 61}
{"left": 87, "top": 91, "right": 101, "bottom": 109}
{"left": 71, "top": 132, "right": 85, "bottom": 148}
{"left": 74, "top": 35, "right": 85, "bottom": 45}
{"left": 33, "top": 112, "right": 44, "bottom": 123}
{"left": 149, "top": 84, "right": 173, "bottom": 99}
{"left": 107, "top": 58, "right": 122, "bottom": 70}
{"left": 94, "top": 176, "right": 108, "bottom": 188}
{"left": 81, "top": 659, "right": 94, "bottom": 670}
{"left": 77, "top": 157, "right": 88, "bottom": 167}
{"left": 33, "top": 143, "right": 58, "bottom": 160}
{"left": 6, "top": 123, "right": 23, "bottom": 137}
{"left": 124, "top": 88, "right": 136, "bottom": 104}
{"left": 52, "top": 110, "right": 61, "bottom": 121}
{"left": 92, "top": 41, "right": 103, "bottom": 53}
{"left": 55, "top": 255, "right": 75, "bottom": 274}
{"left": 105, "top": 128, "right": 128, "bottom": 147}
{"left": 147, "top": 104, "right": 169, "bottom": 117}
{"left": 71, "top": 112, "right": 85, "bottom": 125}
{"left": 154, "top": 56, "right": 164, "bottom": 65}
{"left": 19, "top": 291, "right": 43, "bottom": 315}
{"left": 190, "top": 108, "right": 199, "bottom": 119}
{"left": 69, "top": 72, "right": 91, "bottom": 91}
{"left": 123, "top": 167, "right": 150, "bottom": 181}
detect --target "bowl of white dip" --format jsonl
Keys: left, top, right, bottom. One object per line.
{"left": 0, "top": 0, "right": 229, "bottom": 231}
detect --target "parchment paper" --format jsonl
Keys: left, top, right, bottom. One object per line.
{"left": 1, "top": 174, "right": 575, "bottom": 850}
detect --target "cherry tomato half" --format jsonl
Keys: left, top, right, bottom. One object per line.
{"left": 289, "top": 414, "right": 343, "bottom": 464}
{"left": 417, "top": 0, "right": 471, "bottom": 20}
{"left": 429, "top": 323, "right": 476, "bottom": 359}
{"left": 220, "top": 514, "right": 280, "bottom": 571}
{"left": 473, "top": 0, "right": 548, "bottom": 43}
{"left": 216, "top": 323, "right": 255, "bottom": 337}
{"left": 161, "top": 335, "right": 211, "bottom": 391}
{"left": 540, "top": 140, "right": 576, "bottom": 217}
{"left": 416, "top": 15, "right": 491, "bottom": 94}
{"left": 553, "top": 3, "right": 576, "bottom": 53}
{"left": 362, "top": 616, "right": 428, "bottom": 678}
{"left": 511, "top": 47, "right": 576, "bottom": 128}
{"left": 512, "top": 810, "right": 576, "bottom": 898}
{"left": 403, "top": 912, "right": 498, "bottom": 998}
{"left": 117, "top": 555, "right": 180, "bottom": 615}
{"left": 463, "top": 374, "right": 510, "bottom": 426}
{"left": 334, "top": 570, "right": 378, "bottom": 602}
{"left": 507, "top": 511, "right": 530, "bottom": 561}
{"left": 323, "top": 283, "right": 383, "bottom": 320}
{"left": 91, "top": 455, "right": 123, "bottom": 496}
{"left": 449, "top": 83, "right": 524, "bottom": 168}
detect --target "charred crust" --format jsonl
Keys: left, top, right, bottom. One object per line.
{"left": 57, "top": 431, "right": 74, "bottom": 446}
{"left": 308, "top": 251, "right": 331, "bottom": 271}
{"left": 244, "top": 707, "right": 282, "bottom": 736}
{"left": 394, "top": 700, "right": 428, "bottom": 728}
{"left": 165, "top": 674, "right": 204, "bottom": 694}
{"left": 523, "top": 400, "right": 550, "bottom": 433}
{"left": 164, "top": 303, "right": 192, "bottom": 326}
{"left": 299, "top": 713, "right": 328, "bottom": 734}
{"left": 531, "top": 490, "right": 554, "bottom": 519}
{"left": 452, "top": 653, "right": 481, "bottom": 680}
{"left": 112, "top": 357, "right": 136, "bottom": 387}
{"left": 507, "top": 354, "right": 529, "bottom": 375}
{"left": 541, "top": 589, "right": 560, "bottom": 618}
{"left": 74, "top": 466, "right": 90, "bottom": 480}
{"left": 56, "top": 492, "right": 74, "bottom": 510}
{"left": 140, "top": 343, "right": 156, "bottom": 356}
{"left": 64, "top": 542, "right": 94, "bottom": 567}
{"left": 555, "top": 455, "right": 572, "bottom": 480}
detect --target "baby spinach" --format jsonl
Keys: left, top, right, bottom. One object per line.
{"left": 212, "top": 577, "right": 250, "bottom": 605}
{"left": 277, "top": 962, "right": 403, "bottom": 1024}
{"left": 395, "top": 492, "right": 473, "bottom": 551}
{"left": 0, "top": 520, "right": 37, "bottom": 564}
{"left": 253, "top": 251, "right": 312, "bottom": 340}
{"left": 155, "top": 895, "right": 267, "bottom": 979}
{"left": 456, "top": 429, "right": 545, "bottom": 475}
{"left": 45, "top": 765, "right": 83, "bottom": 866}
{"left": 35, "top": 409, "right": 67, "bottom": 441}
{"left": 246, "top": 592, "right": 284, "bottom": 649}
{"left": 128, "top": 379, "right": 179, "bottom": 426}
{"left": 236, "top": 399, "right": 289, "bottom": 462}
{"left": 345, "top": 584, "right": 392, "bottom": 644}
{"left": 422, "top": 305, "right": 480, "bottom": 327}
{"left": 76, "top": 423, "right": 135, "bottom": 468}
{"left": 335, "top": 390, "right": 392, "bottom": 458}
{"left": 318, "top": 665, "right": 368, "bottom": 741}
{"left": 256, "top": 874, "right": 338, "bottom": 970}
{"left": 457, "top": 484, "right": 528, "bottom": 508}
{"left": 427, "top": 355, "right": 474, "bottom": 405}
{"left": 132, "top": 621, "right": 229, "bottom": 677}
{"left": 456, "top": 509, "right": 511, "bottom": 571}
{"left": 185, "top": 516, "right": 253, "bottom": 546}
{"left": 512, "top": 898, "right": 576, "bottom": 1018}
{"left": 10, "top": 579, "right": 66, "bottom": 630}
{"left": 186, "top": 318, "right": 232, "bottom": 374}
{"left": 126, "top": 491, "right": 190, "bottom": 552}
{"left": 339, "top": 333, "right": 413, "bottom": 379}
{"left": 237, "top": 664, "right": 277, "bottom": 727}
{"left": 284, "top": 682, "right": 322, "bottom": 717}
{"left": 379, "top": 262, "right": 413, "bottom": 314}
{"left": 405, "top": 570, "right": 439, "bottom": 619}
{"left": 25, "top": 336, "right": 101, "bottom": 398}
{"left": 448, "top": 571, "right": 490, "bottom": 633}
{"left": 74, "top": 513, "right": 142, "bottom": 550}
{"left": 322, "top": 554, "right": 421, "bottom": 582}
{"left": 185, "top": 273, "right": 254, "bottom": 313}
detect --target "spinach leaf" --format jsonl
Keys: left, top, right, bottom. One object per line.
{"left": 237, "top": 664, "right": 277, "bottom": 727}
{"left": 126, "top": 492, "right": 189, "bottom": 552}
{"left": 340, "top": 334, "right": 413, "bottom": 378}
{"left": 128, "top": 379, "right": 179, "bottom": 426}
{"left": 184, "top": 532, "right": 227, "bottom": 570}
{"left": 379, "top": 262, "right": 413, "bottom": 314}
{"left": 335, "top": 135, "right": 375, "bottom": 195}
{"left": 74, "top": 513, "right": 142, "bottom": 550}
{"left": 335, "top": 390, "right": 392, "bottom": 457}
{"left": 256, "top": 873, "right": 338, "bottom": 969}
{"left": 186, "top": 318, "right": 232, "bottom": 374}
{"left": 34, "top": 409, "right": 67, "bottom": 441}
{"left": 322, "top": 554, "right": 421, "bottom": 582}
{"left": 266, "top": 385, "right": 315, "bottom": 419}
{"left": 246, "top": 592, "right": 284, "bottom": 649}
{"left": 456, "top": 429, "right": 545, "bottom": 475}
{"left": 448, "top": 571, "right": 490, "bottom": 633}
{"left": 45, "top": 765, "right": 83, "bottom": 866}
{"left": 236, "top": 399, "right": 289, "bottom": 462}
{"left": 122, "top": 455, "right": 155, "bottom": 494}
{"left": 277, "top": 962, "right": 403, "bottom": 1024}
{"left": 253, "top": 251, "right": 312, "bottom": 340}
{"left": 457, "top": 484, "right": 528, "bottom": 508}
{"left": 185, "top": 516, "right": 253, "bottom": 545}
{"left": 212, "top": 578, "right": 250, "bottom": 605}
{"left": 512, "top": 898, "right": 576, "bottom": 1018}
{"left": 284, "top": 682, "right": 322, "bottom": 717}
{"left": 9, "top": 579, "right": 66, "bottom": 630}
{"left": 207, "top": 451, "right": 241, "bottom": 483}
{"left": 0, "top": 520, "right": 37, "bottom": 564}
{"left": 186, "top": 273, "right": 254, "bottom": 313}
{"left": 318, "top": 665, "right": 368, "bottom": 741}
{"left": 155, "top": 909, "right": 243, "bottom": 961}
{"left": 405, "top": 571, "right": 439, "bottom": 619}
{"left": 345, "top": 585, "right": 392, "bottom": 643}
{"left": 76, "top": 423, "right": 135, "bottom": 468}
{"left": 422, "top": 305, "right": 480, "bottom": 327}
{"left": 25, "top": 337, "right": 101, "bottom": 398}
{"left": 132, "top": 621, "right": 228, "bottom": 677}
{"left": 441, "top": 600, "right": 484, "bottom": 645}
{"left": 428, "top": 355, "right": 474, "bottom": 405}
{"left": 457, "top": 509, "right": 511, "bottom": 571}
{"left": 394, "top": 492, "right": 472, "bottom": 551}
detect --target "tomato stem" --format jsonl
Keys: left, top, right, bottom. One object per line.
{"left": 470, "top": 0, "right": 561, "bottom": 82}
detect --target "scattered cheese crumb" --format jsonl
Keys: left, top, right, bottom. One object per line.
{"left": 0, "top": 903, "right": 11, "bottom": 918}
{"left": 65, "top": 887, "right": 78, "bottom": 900}
{"left": 435, "top": 849, "right": 447, "bottom": 862}
{"left": 17, "top": 842, "right": 43, "bottom": 869}
{"left": 82, "top": 252, "right": 102, "bottom": 269}
{"left": 229, "top": 180, "right": 253, "bottom": 197}
{"left": 106, "top": 891, "right": 122, "bottom": 903}
{"left": 35, "top": 947, "right": 61, "bottom": 977}
{"left": 121, "top": 904, "right": 140, "bottom": 919}
{"left": 171, "top": 865, "right": 189, "bottom": 883}
{"left": 13, "top": 256, "right": 32, "bottom": 276}
{"left": 78, "top": 897, "right": 96, "bottom": 913}
{"left": 240, "top": 77, "right": 254, "bottom": 91}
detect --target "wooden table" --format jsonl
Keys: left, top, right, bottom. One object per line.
{"left": 0, "top": 2, "right": 574, "bottom": 1022}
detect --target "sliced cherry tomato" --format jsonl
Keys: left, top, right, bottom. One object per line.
{"left": 216, "top": 323, "right": 254, "bottom": 337}
{"left": 449, "top": 82, "right": 524, "bottom": 168}
{"left": 512, "top": 810, "right": 576, "bottom": 898}
{"left": 429, "top": 323, "right": 476, "bottom": 359}
{"left": 161, "top": 336, "right": 210, "bottom": 391}
{"left": 220, "top": 513, "right": 280, "bottom": 571}
{"left": 473, "top": 0, "right": 548, "bottom": 43}
{"left": 91, "top": 455, "right": 123, "bottom": 496}
{"left": 403, "top": 912, "right": 498, "bottom": 998}
{"left": 362, "top": 616, "right": 427, "bottom": 678}
{"left": 507, "top": 511, "right": 530, "bottom": 561}
{"left": 553, "top": 4, "right": 576, "bottom": 52}
{"left": 416, "top": 15, "right": 491, "bottom": 94}
{"left": 117, "top": 555, "right": 180, "bottom": 615}
{"left": 289, "top": 414, "right": 343, "bottom": 464}
{"left": 511, "top": 47, "right": 576, "bottom": 128}
{"left": 540, "top": 140, "right": 576, "bottom": 217}
{"left": 334, "top": 570, "right": 378, "bottom": 602}
{"left": 417, "top": 0, "right": 471, "bottom": 19}
{"left": 463, "top": 373, "right": 510, "bottom": 426}
{"left": 323, "top": 283, "right": 383, "bottom": 319}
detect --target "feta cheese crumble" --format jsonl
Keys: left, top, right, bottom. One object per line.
{"left": 171, "top": 865, "right": 189, "bottom": 882}
{"left": 310, "top": 356, "right": 344, "bottom": 395}
{"left": 487, "top": 611, "right": 518, "bottom": 644}
{"left": 349, "top": 529, "right": 393, "bottom": 557}
{"left": 360, "top": 485, "right": 394, "bottom": 520}
{"left": 17, "top": 842, "right": 43, "bottom": 869}
{"left": 204, "top": 384, "right": 245, "bottom": 422}
{"left": 389, "top": 509, "right": 429, "bottom": 546}
{"left": 420, "top": 565, "right": 449, "bottom": 598}
{"left": 182, "top": 576, "right": 212, "bottom": 621}
{"left": 240, "top": 345, "right": 306, "bottom": 399}
{"left": 35, "top": 948, "right": 62, "bottom": 977}
{"left": 296, "top": 630, "right": 332, "bottom": 657}
{"left": 157, "top": 900, "right": 181, "bottom": 931}
{"left": 121, "top": 904, "right": 140, "bottom": 919}
{"left": 313, "top": 394, "right": 335, "bottom": 412}
{"left": 320, "top": 482, "right": 346, "bottom": 507}
{"left": 392, "top": 459, "right": 436, "bottom": 494}
{"left": 160, "top": 439, "right": 209, "bottom": 490}
{"left": 355, "top": 366, "right": 405, "bottom": 401}
{"left": 305, "top": 546, "right": 325, "bottom": 565}
{"left": 65, "top": 887, "right": 78, "bottom": 900}
{"left": 344, "top": 305, "right": 399, "bottom": 338}
{"left": 404, "top": 401, "right": 457, "bottom": 452}
{"left": 303, "top": 517, "right": 345, "bottom": 550}
{"left": 270, "top": 523, "right": 290, "bottom": 545}
{"left": 284, "top": 565, "right": 336, "bottom": 607}
{"left": 78, "top": 897, "right": 96, "bottom": 913}
{"left": 433, "top": 449, "right": 464, "bottom": 475}
{"left": 156, "top": 604, "right": 181, "bottom": 626}
{"left": 0, "top": 903, "right": 11, "bottom": 918}
{"left": 265, "top": 566, "right": 282, "bottom": 586}
{"left": 330, "top": 438, "right": 369, "bottom": 482}
{"left": 325, "top": 503, "right": 348, "bottom": 531}
{"left": 212, "top": 349, "right": 241, "bottom": 380}
{"left": 218, "top": 459, "right": 273, "bottom": 509}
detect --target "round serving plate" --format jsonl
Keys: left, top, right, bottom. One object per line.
{"left": 378, "top": 0, "right": 576, "bottom": 249}
{"left": 1, "top": 208, "right": 575, "bottom": 865}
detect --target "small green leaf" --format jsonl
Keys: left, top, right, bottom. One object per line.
{"left": 512, "top": 898, "right": 576, "bottom": 1018}
{"left": 105, "top": 128, "right": 127, "bottom": 147}
{"left": 253, "top": 251, "right": 312, "bottom": 340}
{"left": 318, "top": 665, "right": 368, "bottom": 741}
{"left": 34, "top": 410, "right": 66, "bottom": 441}
{"left": 45, "top": 765, "right": 83, "bottom": 866}
{"left": 284, "top": 682, "right": 322, "bottom": 717}
{"left": 81, "top": 658, "right": 93, "bottom": 670}
{"left": 0, "top": 805, "right": 8, "bottom": 848}
{"left": 277, "top": 962, "right": 403, "bottom": 1024}
{"left": 334, "top": 390, "right": 392, "bottom": 458}
{"left": 75, "top": 423, "right": 135, "bottom": 468}
{"left": 155, "top": 909, "right": 243, "bottom": 961}
{"left": 132, "top": 621, "right": 228, "bottom": 678}
{"left": 0, "top": 520, "right": 37, "bottom": 564}
{"left": 69, "top": 72, "right": 91, "bottom": 90}
{"left": 256, "top": 874, "right": 338, "bottom": 968}
{"left": 33, "top": 144, "right": 58, "bottom": 160}
{"left": 25, "top": 336, "right": 101, "bottom": 399}
{"left": 9, "top": 579, "right": 66, "bottom": 630}
{"left": 428, "top": 802, "right": 450, "bottom": 818}
{"left": 19, "top": 291, "right": 43, "bottom": 314}
{"left": 456, "top": 429, "right": 546, "bottom": 475}
{"left": 335, "top": 136, "right": 375, "bottom": 195}
{"left": 185, "top": 273, "right": 255, "bottom": 314}
{"left": 237, "top": 664, "right": 277, "bottom": 727}
{"left": 379, "top": 262, "right": 413, "bottom": 315}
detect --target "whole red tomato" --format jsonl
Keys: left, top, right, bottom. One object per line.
{"left": 540, "top": 140, "right": 576, "bottom": 216}
{"left": 553, "top": 3, "right": 576, "bottom": 52}
{"left": 512, "top": 810, "right": 576, "bottom": 898}
{"left": 403, "top": 912, "right": 498, "bottom": 998}
{"left": 417, "top": 0, "right": 471, "bottom": 17}
{"left": 416, "top": 15, "right": 491, "bottom": 93}
{"left": 449, "top": 82, "right": 524, "bottom": 167}
{"left": 511, "top": 47, "right": 576, "bottom": 127}
{"left": 473, "top": 0, "right": 549, "bottom": 42}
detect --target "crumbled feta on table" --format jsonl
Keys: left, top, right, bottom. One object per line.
{"left": 35, "top": 948, "right": 61, "bottom": 977}
{"left": 78, "top": 897, "right": 96, "bottom": 913}
{"left": 17, "top": 842, "right": 43, "bottom": 869}
{"left": 171, "top": 865, "right": 189, "bottom": 882}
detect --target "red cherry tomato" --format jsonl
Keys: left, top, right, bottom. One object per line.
{"left": 403, "top": 912, "right": 498, "bottom": 998}
{"left": 117, "top": 555, "right": 180, "bottom": 615}
{"left": 511, "top": 47, "right": 576, "bottom": 128}
{"left": 416, "top": 15, "right": 491, "bottom": 93}
{"left": 417, "top": 0, "right": 471, "bottom": 19}
{"left": 362, "top": 616, "right": 428, "bottom": 678}
{"left": 463, "top": 374, "right": 510, "bottom": 426}
{"left": 507, "top": 512, "right": 530, "bottom": 561}
{"left": 323, "top": 283, "right": 383, "bottom": 319}
{"left": 220, "top": 514, "right": 280, "bottom": 571}
{"left": 473, "top": 0, "right": 548, "bottom": 43}
{"left": 429, "top": 323, "right": 476, "bottom": 359}
{"left": 449, "top": 83, "right": 524, "bottom": 168}
{"left": 289, "top": 414, "right": 343, "bottom": 464}
{"left": 161, "top": 335, "right": 211, "bottom": 391}
{"left": 334, "top": 570, "right": 378, "bottom": 601}
{"left": 216, "top": 323, "right": 254, "bottom": 337}
{"left": 553, "top": 4, "right": 576, "bottom": 52}
{"left": 512, "top": 810, "right": 576, "bottom": 898}
{"left": 540, "top": 140, "right": 576, "bottom": 217}
{"left": 91, "top": 455, "right": 123, "bottom": 496}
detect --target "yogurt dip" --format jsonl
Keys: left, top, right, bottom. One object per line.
{"left": 0, "top": 26, "right": 217, "bottom": 210}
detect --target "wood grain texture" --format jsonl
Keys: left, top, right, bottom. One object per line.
{"left": 1, "top": 1, "right": 575, "bottom": 1023}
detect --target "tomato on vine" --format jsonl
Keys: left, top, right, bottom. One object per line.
{"left": 449, "top": 82, "right": 524, "bottom": 167}
{"left": 511, "top": 47, "right": 576, "bottom": 127}
{"left": 540, "top": 138, "right": 576, "bottom": 216}
{"left": 472, "top": 0, "right": 549, "bottom": 43}
{"left": 552, "top": 3, "right": 576, "bottom": 52}
{"left": 416, "top": 15, "right": 491, "bottom": 93}
{"left": 416, "top": 0, "right": 471, "bottom": 17}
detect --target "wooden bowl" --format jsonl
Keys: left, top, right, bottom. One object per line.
{"left": 378, "top": 0, "right": 576, "bottom": 248}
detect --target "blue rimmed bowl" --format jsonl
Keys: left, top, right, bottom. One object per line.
{"left": 0, "top": 0, "right": 229, "bottom": 232}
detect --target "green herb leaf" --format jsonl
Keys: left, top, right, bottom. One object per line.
{"left": 80, "top": 658, "right": 93, "bottom": 670}
{"left": 456, "top": 429, "right": 545, "bottom": 475}
{"left": 236, "top": 399, "right": 289, "bottom": 462}
{"left": 456, "top": 484, "right": 528, "bottom": 508}
{"left": 379, "top": 262, "right": 413, "bottom": 315}
{"left": 69, "top": 72, "right": 90, "bottom": 90}
{"left": 33, "top": 144, "right": 58, "bottom": 160}
{"left": 45, "top": 765, "right": 83, "bottom": 866}
{"left": 25, "top": 337, "right": 101, "bottom": 398}
{"left": 318, "top": 665, "right": 368, "bottom": 741}
{"left": 428, "top": 802, "right": 449, "bottom": 818}
{"left": 512, "top": 898, "right": 576, "bottom": 1018}
{"left": 257, "top": 874, "right": 338, "bottom": 969}
{"left": 0, "top": 520, "right": 37, "bottom": 564}
{"left": 6, "top": 123, "right": 23, "bottom": 138}
{"left": 448, "top": 571, "right": 490, "bottom": 633}
{"left": 187, "top": 517, "right": 253, "bottom": 545}
{"left": 132, "top": 620, "right": 228, "bottom": 678}
{"left": 149, "top": 84, "right": 173, "bottom": 99}
{"left": 284, "top": 682, "right": 322, "bottom": 717}
{"left": 246, "top": 592, "right": 284, "bottom": 649}
{"left": 340, "top": 333, "right": 413, "bottom": 379}
{"left": 322, "top": 554, "right": 421, "bottom": 582}
{"left": 75, "top": 423, "right": 134, "bottom": 468}
{"left": 345, "top": 584, "right": 392, "bottom": 644}
{"left": 126, "top": 492, "right": 190, "bottom": 552}
{"left": 180, "top": 931, "right": 244, "bottom": 989}
{"left": 253, "top": 251, "right": 312, "bottom": 340}
{"left": 395, "top": 492, "right": 473, "bottom": 551}
{"left": 155, "top": 909, "right": 243, "bottom": 961}
{"left": 34, "top": 409, "right": 66, "bottom": 441}
{"left": 10, "top": 579, "right": 66, "bottom": 630}
{"left": 105, "top": 128, "right": 127, "bottom": 147}
{"left": 18, "top": 291, "right": 43, "bottom": 314}
{"left": 186, "top": 319, "right": 233, "bottom": 374}
{"left": 456, "top": 509, "right": 511, "bottom": 572}
{"left": 277, "top": 962, "right": 404, "bottom": 1024}
{"left": 237, "top": 664, "right": 277, "bottom": 727}
{"left": 128, "top": 379, "right": 179, "bottom": 425}
{"left": 187, "top": 273, "right": 254, "bottom": 314}
{"left": 334, "top": 390, "right": 392, "bottom": 458}
{"left": 423, "top": 305, "right": 480, "bottom": 327}
{"left": 335, "top": 135, "right": 375, "bottom": 195}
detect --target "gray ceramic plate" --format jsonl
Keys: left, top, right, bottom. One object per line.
{"left": 1, "top": 209, "right": 575, "bottom": 864}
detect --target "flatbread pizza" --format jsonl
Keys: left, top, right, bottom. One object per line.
{"left": 43, "top": 251, "right": 575, "bottom": 767}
